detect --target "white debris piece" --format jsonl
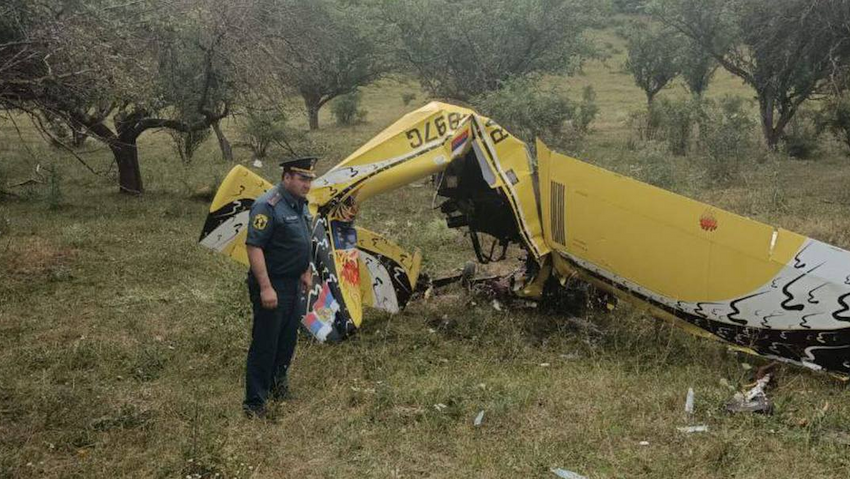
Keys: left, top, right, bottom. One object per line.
{"left": 744, "top": 374, "right": 771, "bottom": 401}
{"left": 684, "top": 387, "right": 695, "bottom": 415}
{"left": 639, "top": 441, "right": 650, "bottom": 446}
{"left": 726, "top": 373, "right": 773, "bottom": 414}
{"left": 550, "top": 468, "right": 588, "bottom": 479}
{"left": 252, "top": 159, "right": 263, "bottom": 168}
{"left": 474, "top": 410, "right": 485, "bottom": 427}
{"left": 677, "top": 425, "right": 709, "bottom": 433}
{"left": 492, "top": 300, "right": 503, "bottom": 312}
{"left": 434, "top": 403, "right": 447, "bottom": 411}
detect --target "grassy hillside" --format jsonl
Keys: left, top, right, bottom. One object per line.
{"left": 2, "top": 26, "right": 850, "bottom": 478}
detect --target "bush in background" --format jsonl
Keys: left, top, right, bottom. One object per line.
{"left": 697, "top": 96, "right": 758, "bottom": 184}
{"left": 574, "top": 86, "right": 599, "bottom": 135}
{"left": 169, "top": 127, "right": 211, "bottom": 165}
{"left": 818, "top": 92, "right": 850, "bottom": 157}
{"left": 473, "top": 77, "right": 597, "bottom": 152}
{"left": 654, "top": 97, "right": 701, "bottom": 156}
{"left": 629, "top": 143, "right": 677, "bottom": 190}
{"left": 627, "top": 103, "right": 665, "bottom": 141}
{"left": 237, "top": 107, "right": 293, "bottom": 160}
{"left": 401, "top": 92, "right": 417, "bottom": 106}
{"left": 782, "top": 108, "right": 823, "bottom": 159}
{"left": 626, "top": 94, "right": 759, "bottom": 185}
{"left": 331, "top": 90, "right": 368, "bottom": 126}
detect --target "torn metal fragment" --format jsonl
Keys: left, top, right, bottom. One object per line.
{"left": 677, "top": 425, "right": 709, "bottom": 433}
{"left": 474, "top": 410, "right": 484, "bottom": 427}
{"left": 685, "top": 387, "right": 695, "bottom": 415}
{"left": 725, "top": 373, "right": 774, "bottom": 414}
{"left": 550, "top": 468, "right": 588, "bottom": 479}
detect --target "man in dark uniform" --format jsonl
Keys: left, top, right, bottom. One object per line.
{"left": 243, "top": 156, "right": 317, "bottom": 418}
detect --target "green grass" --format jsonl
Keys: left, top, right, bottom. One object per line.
{"left": 3, "top": 30, "right": 850, "bottom": 478}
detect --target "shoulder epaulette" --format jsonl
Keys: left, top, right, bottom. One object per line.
{"left": 267, "top": 192, "right": 282, "bottom": 206}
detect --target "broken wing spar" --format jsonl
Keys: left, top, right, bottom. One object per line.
{"left": 200, "top": 101, "right": 850, "bottom": 377}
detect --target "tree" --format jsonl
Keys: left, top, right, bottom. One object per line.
{"left": 380, "top": 0, "right": 603, "bottom": 101}
{"left": 258, "top": 0, "right": 389, "bottom": 130}
{"left": 1, "top": 0, "right": 253, "bottom": 193}
{"left": 653, "top": 0, "right": 850, "bottom": 149}
{"left": 623, "top": 23, "right": 681, "bottom": 107}
{"left": 679, "top": 40, "right": 717, "bottom": 98}
{"left": 0, "top": 1, "right": 105, "bottom": 110}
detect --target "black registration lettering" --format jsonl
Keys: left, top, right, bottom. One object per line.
{"left": 490, "top": 127, "right": 509, "bottom": 144}
{"left": 406, "top": 128, "right": 423, "bottom": 148}
{"left": 424, "top": 122, "right": 438, "bottom": 142}
{"left": 435, "top": 116, "right": 447, "bottom": 136}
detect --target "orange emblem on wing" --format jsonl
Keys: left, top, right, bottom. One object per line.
{"left": 700, "top": 211, "right": 718, "bottom": 232}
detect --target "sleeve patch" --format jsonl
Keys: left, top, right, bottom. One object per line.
{"left": 253, "top": 214, "right": 269, "bottom": 230}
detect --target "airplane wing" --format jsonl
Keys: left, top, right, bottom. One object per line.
{"left": 537, "top": 140, "right": 850, "bottom": 376}
{"left": 198, "top": 165, "right": 422, "bottom": 342}
{"left": 198, "top": 165, "right": 272, "bottom": 266}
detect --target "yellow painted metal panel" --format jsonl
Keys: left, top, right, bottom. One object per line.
{"left": 537, "top": 141, "right": 806, "bottom": 302}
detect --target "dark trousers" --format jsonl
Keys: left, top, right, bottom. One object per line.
{"left": 244, "top": 275, "right": 300, "bottom": 410}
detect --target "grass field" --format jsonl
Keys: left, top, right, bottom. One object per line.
{"left": 3, "top": 25, "right": 850, "bottom": 478}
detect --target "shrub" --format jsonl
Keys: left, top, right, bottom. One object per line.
{"left": 237, "top": 107, "right": 292, "bottom": 160}
{"left": 654, "top": 97, "right": 701, "bottom": 156}
{"left": 627, "top": 103, "right": 665, "bottom": 141}
{"left": 169, "top": 127, "right": 211, "bottom": 165}
{"left": 472, "top": 76, "right": 595, "bottom": 152}
{"left": 401, "top": 92, "right": 417, "bottom": 106}
{"left": 331, "top": 90, "right": 368, "bottom": 126}
{"left": 818, "top": 92, "right": 850, "bottom": 157}
{"left": 782, "top": 108, "right": 823, "bottom": 159}
{"left": 629, "top": 143, "right": 677, "bottom": 190}
{"left": 574, "top": 86, "right": 599, "bottom": 134}
{"left": 697, "top": 96, "right": 758, "bottom": 184}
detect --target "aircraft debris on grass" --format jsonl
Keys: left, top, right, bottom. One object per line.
{"left": 200, "top": 102, "right": 850, "bottom": 378}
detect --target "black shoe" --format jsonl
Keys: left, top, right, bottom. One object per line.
{"left": 243, "top": 406, "right": 267, "bottom": 420}
{"left": 270, "top": 378, "right": 292, "bottom": 402}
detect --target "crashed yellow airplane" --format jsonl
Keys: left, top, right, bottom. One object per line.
{"left": 200, "top": 102, "right": 850, "bottom": 377}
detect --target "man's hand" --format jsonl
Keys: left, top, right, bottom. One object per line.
{"left": 260, "top": 286, "right": 278, "bottom": 310}
{"left": 300, "top": 269, "right": 312, "bottom": 293}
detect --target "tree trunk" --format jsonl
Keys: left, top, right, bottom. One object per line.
{"left": 644, "top": 92, "right": 659, "bottom": 141}
{"left": 304, "top": 94, "right": 321, "bottom": 130}
{"left": 759, "top": 95, "right": 781, "bottom": 150}
{"left": 307, "top": 104, "right": 320, "bottom": 130}
{"left": 111, "top": 137, "right": 143, "bottom": 195}
{"left": 211, "top": 120, "right": 234, "bottom": 162}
